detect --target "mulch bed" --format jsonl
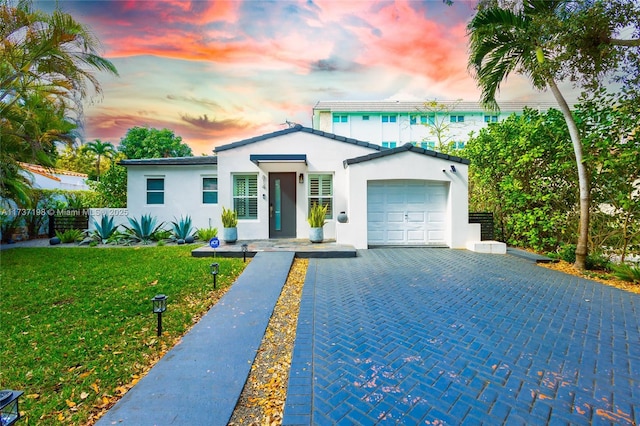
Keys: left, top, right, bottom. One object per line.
{"left": 228, "top": 258, "right": 308, "bottom": 425}
{"left": 539, "top": 260, "right": 640, "bottom": 295}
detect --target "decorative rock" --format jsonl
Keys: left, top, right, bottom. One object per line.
{"left": 177, "top": 239, "right": 185, "bottom": 245}
{"left": 185, "top": 236, "right": 195, "bottom": 244}
{"left": 49, "top": 237, "right": 61, "bottom": 245}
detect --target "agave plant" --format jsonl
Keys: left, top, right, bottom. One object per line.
{"left": 171, "top": 215, "right": 195, "bottom": 240}
{"left": 91, "top": 215, "right": 119, "bottom": 243}
{"left": 124, "top": 214, "right": 165, "bottom": 244}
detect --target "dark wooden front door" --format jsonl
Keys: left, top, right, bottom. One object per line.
{"left": 269, "top": 173, "right": 296, "bottom": 238}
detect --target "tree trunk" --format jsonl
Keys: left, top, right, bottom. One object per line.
{"left": 547, "top": 79, "right": 590, "bottom": 270}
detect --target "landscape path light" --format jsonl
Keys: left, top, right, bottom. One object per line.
{"left": 0, "top": 389, "right": 23, "bottom": 426}
{"left": 241, "top": 243, "right": 248, "bottom": 262}
{"left": 152, "top": 294, "right": 167, "bottom": 337}
{"left": 210, "top": 262, "right": 219, "bottom": 289}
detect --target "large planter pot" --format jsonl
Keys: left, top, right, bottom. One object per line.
{"left": 309, "top": 227, "right": 323, "bottom": 243}
{"left": 222, "top": 227, "right": 237, "bottom": 244}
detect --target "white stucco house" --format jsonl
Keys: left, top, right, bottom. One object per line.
{"left": 120, "top": 125, "right": 492, "bottom": 251}
{"left": 19, "top": 162, "right": 90, "bottom": 190}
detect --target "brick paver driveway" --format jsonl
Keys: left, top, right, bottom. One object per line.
{"left": 283, "top": 248, "right": 640, "bottom": 425}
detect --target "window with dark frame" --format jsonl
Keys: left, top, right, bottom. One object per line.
{"left": 146, "top": 178, "right": 164, "bottom": 205}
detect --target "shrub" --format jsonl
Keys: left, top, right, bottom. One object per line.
{"left": 197, "top": 227, "right": 218, "bottom": 241}
{"left": 171, "top": 215, "right": 195, "bottom": 240}
{"left": 611, "top": 263, "right": 640, "bottom": 284}
{"left": 586, "top": 252, "right": 611, "bottom": 271}
{"left": 308, "top": 203, "right": 328, "bottom": 228}
{"left": 221, "top": 207, "right": 238, "bottom": 228}
{"left": 106, "top": 230, "right": 130, "bottom": 245}
{"left": 92, "top": 215, "right": 119, "bottom": 243}
{"left": 549, "top": 244, "right": 576, "bottom": 263}
{"left": 123, "top": 214, "right": 165, "bottom": 244}
{"left": 222, "top": 206, "right": 238, "bottom": 228}
{"left": 55, "top": 229, "right": 84, "bottom": 243}
{"left": 152, "top": 229, "right": 172, "bottom": 241}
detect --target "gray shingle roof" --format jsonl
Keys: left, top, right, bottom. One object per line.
{"left": 344, "top": 143, "right": 470, "bottom": 167}
{"left": 119, "top": 156, "right": 218, "bottom": 166}
{"left": 313, "top": 100, "right": 557, "bottom": 113}
{"left": 214, "top": 124, "right": 382, "bottom": 152}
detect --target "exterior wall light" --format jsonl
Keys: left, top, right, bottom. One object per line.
{"left": 0, "top": 390, "right": 23, "bottom": 426}
{"left": 299, "top": 173, "right": 304, "bottom": 184}
{"left": 152, "top": 294, "right": 167, "bottom": 337}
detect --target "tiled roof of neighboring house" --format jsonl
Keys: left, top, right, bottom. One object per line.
{"left": 215, "top": 124, "right": 382, "bottom": 152}
{"left": 344, "top": 143, "right": 470, "bottom": 167}
{"left": 18, "top": 162, "right": 88, "bottom": 182}
{"left": 119, "top": 156, "right": 218, "bottom": 166}
{"left": 313, "top": 100, "right": 558, "bottom": 113}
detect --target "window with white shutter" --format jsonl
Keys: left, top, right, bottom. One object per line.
{"left": 233, "top": 175, "right": 258, "bottom": 219}
{"left": 308, "top": 174, "right": 333, "bottom": 219}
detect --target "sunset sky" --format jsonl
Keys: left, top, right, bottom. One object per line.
{"left": 43, "top": 0, "right": 581, "bottom": 155}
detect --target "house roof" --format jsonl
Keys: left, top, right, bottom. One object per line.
{"left": 344, "top": 143, "right": 470, "bottom": 167}
{"left": 19, "top": 162, "right": 88, "bottom": 181}
{"left": 313, "top": 100, "right": 558, "bottom": 114}
{"left": 250, "top": 154, "right": 307, "bottom": 165}
{"left": 214, "top": 124, "right": 382, "bottom": 152}
{"left": 119, "top": 156, "right": 218, "bottom": 166}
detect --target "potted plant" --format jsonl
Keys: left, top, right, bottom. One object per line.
{"left": 307, "top": 203, "right": 328, "bottom": 243}
{"left": 221, "top": 206, "right": 238, "bottom": 243}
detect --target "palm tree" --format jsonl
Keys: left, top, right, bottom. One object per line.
{"left": 86, "top": 140, "right": 116, "bottom": 181}
{"left": 0, "top": 1, "right": 118, "bottom": 113}
{"left": 0, "top": 1, "right": 117, "bottom": 201}
{"left": 467, "top": 0, "right": 591, "bottom": 269}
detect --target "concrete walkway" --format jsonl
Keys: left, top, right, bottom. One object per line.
{"left": 96, "top": 251, "right": 294, "bottom": 426}
{"left": 283, "top": 248, "right": 640, "bottom": 425}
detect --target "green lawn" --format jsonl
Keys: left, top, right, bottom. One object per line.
{"left": 0, "top": 245, "right": 246, "bottom": 425}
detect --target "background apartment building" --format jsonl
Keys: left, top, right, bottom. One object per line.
{"left": 312, "top": 100, "right": 555, "bottom": 149}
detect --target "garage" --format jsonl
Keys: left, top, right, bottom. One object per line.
{"left": 367, "top": 180, "right": 448, "bottom": 246}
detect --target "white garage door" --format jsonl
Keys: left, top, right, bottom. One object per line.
{"left": 367, "top": 180, "right": 447, "bottom": 246}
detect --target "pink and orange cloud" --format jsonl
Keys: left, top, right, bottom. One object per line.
{"left": 53, "top": 0, "right": 564, "bottom": 154}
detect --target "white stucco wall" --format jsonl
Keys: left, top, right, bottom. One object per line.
{"left": 317, "top": 111, "right": 505, "bottom": 147}
{"left": 118, "top": 129, "right": 480, "bottom": 249}
{"left": 339, "top": 150, "right": 474, "bottom": 249}
{"left": 22, "top": 170, "right": 90, "bottom": 191}
{"left": 122, "top": 164, "right": 220, "bottom": 233}
{"left": 216, "top": 131, "right": 377, "bottom": 241}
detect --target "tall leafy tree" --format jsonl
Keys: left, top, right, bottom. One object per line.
{"left": 56, "top": 145, "right": 98, "bottom": 177}
{"left": 578, "top": 88, "right": 640, "bottom": 262}
{"left": 118, "top": 127, "right": 193, "bottom": 159}
{"left": 0, "top": 0, "right": 118, "bottom": 201}
{"left": 467, "top": 0, "right": 639, "bottom": 269}
{"left": 418, "top": 99, "right": 466, "bottom": 153}
{"left": 86, "top": 139, "right": 116, "bottom": 181}
{"left": 465, "top": 109, "right": 576, "bottom": 251}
